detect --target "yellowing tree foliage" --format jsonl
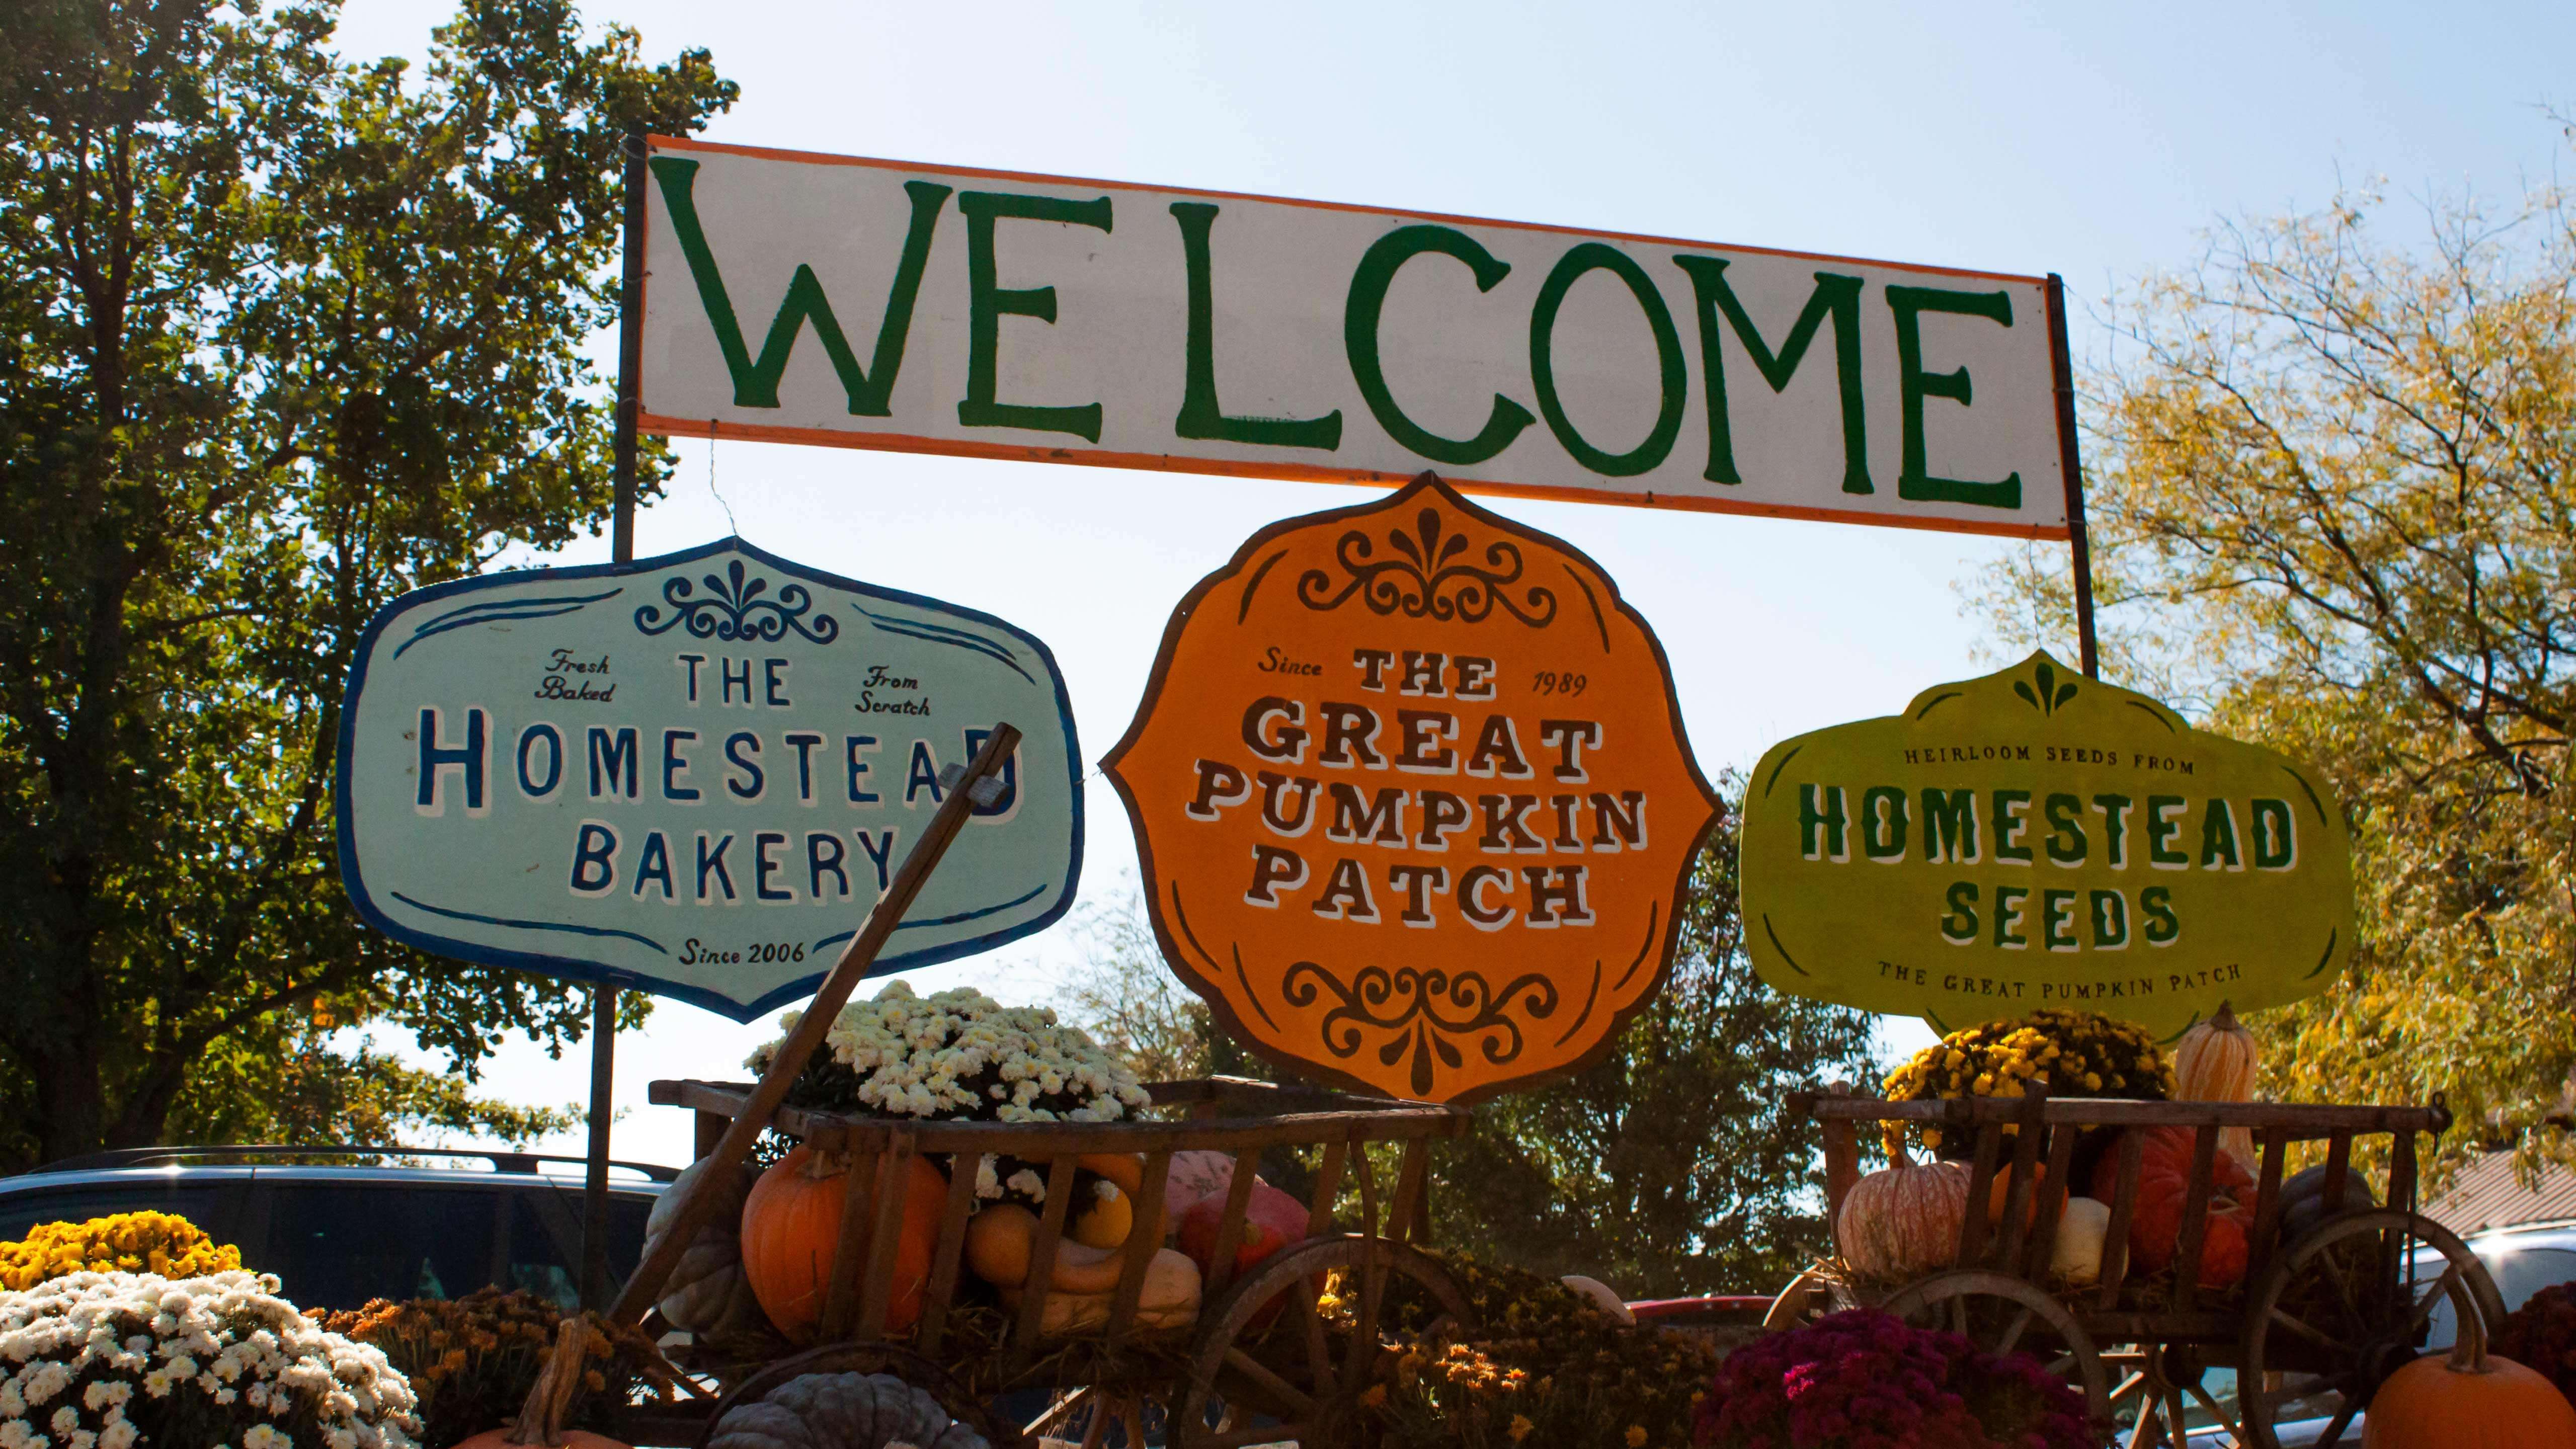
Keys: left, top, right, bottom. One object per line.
{"left": 1977, "top": 156, "right": 2576, "bottom": 1182}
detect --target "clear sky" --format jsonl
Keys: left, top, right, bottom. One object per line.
{"left": 324, "top": 0, "right": 2573, "bottom": 1177}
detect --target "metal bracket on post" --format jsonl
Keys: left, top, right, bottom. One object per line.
{"left": 937, "top": 760, "right": 1006, "bottom": 808}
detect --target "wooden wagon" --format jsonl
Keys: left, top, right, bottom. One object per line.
{"left": 1774, "top": 1081, "right": 2504, "bottom": 1449}
{"left": 626, "top": 1072, "right": 1478, "bottom": 1448}
{"left": 524, "top": 729, "right": 1477, "bottom": 1447}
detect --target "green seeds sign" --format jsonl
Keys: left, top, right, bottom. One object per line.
{"left": 637, "top": 137, "right": 2074, "bottom": 540}
{"left": 1738, "top": 653, "right": 2352, "bottom": 1035}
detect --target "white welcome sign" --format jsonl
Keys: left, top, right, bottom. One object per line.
{"left": 335, "top": 538, "right": 1083, "bottom": 1019}
{"left": 637, "top": 138, "right": 2076, "bottom": 540}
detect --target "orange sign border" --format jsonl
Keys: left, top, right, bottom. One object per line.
{"left": 637, "top": 134, "right": 2076, "bottom": 545}
{"left": 1100, "top": 471, "right": 1727, "bottom": 1103}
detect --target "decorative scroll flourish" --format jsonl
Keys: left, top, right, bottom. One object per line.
{"left": 634, "top": 558, "right": 839, "bottom": 643}
{"left": 1281, "top": 961, "right": 1560, "bottom": 1097}
{"left": 1296, "top": 506, "right": 1557, "bottom": 627}
{"left": 2012, "top": 657, "right": 2079, "bottom": 716}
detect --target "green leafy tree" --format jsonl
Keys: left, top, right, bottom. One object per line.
{"left": 0, "top": 0, "right": 735, "bottom": 1167}
{"left": 1420, "top": 775, "right": 1880, "bottom": 1298}
{"left": 180, "top": 1031, "right": 581, "bottom": 1150}
{"left": 1060, "top": 777, "right": 1882, "bottom": 1300}
{"left": 1972, "top": 151, "right": 2576, "bottom": 1183}
{"left": 1054, "top": 888, "right": 1278, "bottom": 1085}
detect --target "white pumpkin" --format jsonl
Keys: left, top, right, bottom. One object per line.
{"left": 646, "top": 1156, "right": 772, "bottom": 1341}
{"left": 2050, "top": 1196, "right": 2113, "bottom": 1286}
{"left": 1560, "top": 1275, "right": 1636, "bottom": 1324}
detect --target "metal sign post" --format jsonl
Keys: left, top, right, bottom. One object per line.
{"left": 2045, "top": 272, "right": 2099, "bottom": 678}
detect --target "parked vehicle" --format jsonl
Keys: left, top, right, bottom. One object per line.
{"left": 0, "top": 1146, "right": 672, "bottom": 1312}
{"left": 2186, "top": 1218, "right": 2576, "bottom": 1446}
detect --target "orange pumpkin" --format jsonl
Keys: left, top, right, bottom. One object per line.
{"left": 1985, "top": 1160, "right": 2051, "bottom": 1232}
{"left": 2363, "top": 1310, "right": 2576, "bottom": 1448}
{"left": 739, "top": 1145, "right": 946, "bottom": 1342}
{"left": 2091, "top": 1125, "right": 2254, "bottom": 1287}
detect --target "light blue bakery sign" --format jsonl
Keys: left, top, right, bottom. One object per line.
{"left": 335, "top": 538, "right": 1082, "bottom": 1020}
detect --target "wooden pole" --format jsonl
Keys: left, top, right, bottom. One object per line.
{"left": 611, "top": 122, "right": 645, "bottom": 567}
{"left": 580, "top": 122, "right": 651, "bottom": 1312}
{"left": 580, "top": 984, "right": 618, "bottom": 1312}
{"left": 606, "top": 722, "right": 1023, "bottom": 1324}
{"left": 2045, "top": 273, "right": 2099, "bottom": 680}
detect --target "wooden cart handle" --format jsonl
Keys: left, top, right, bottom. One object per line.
{"left": 605, "top": 722, "right": 1022, "bottom": 1326}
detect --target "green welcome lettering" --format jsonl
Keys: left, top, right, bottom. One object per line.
{"left": 1887, "top": 284, "right": 2022, "bottom": 509}
{"left": 1171, "top": 203, "right": 1341, "bottom": 450}
{"left": 1672, "top": 258, "right": 1870, "bottom": 494}
{"left": 1532, "top": 244, "right": 1685, "bottom": 477}
{"left": 1345, "top": 225, "right": 1535, "bottom": 466}
{"left": 649, "top": 157, "right": 950, "bottom": 414}
{"left": 957, "top": 190, "right": 1114, "bottom": 442}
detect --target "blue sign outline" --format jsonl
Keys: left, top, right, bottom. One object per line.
{"left": 334, "top": 536, "right": 1084, "bottom": 1022}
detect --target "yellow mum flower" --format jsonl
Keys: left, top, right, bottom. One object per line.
{"left": 0, "top": 1213, "right": 242, "bottom": 1291}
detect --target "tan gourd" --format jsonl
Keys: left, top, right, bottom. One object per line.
{"left": 1835, "top": 1144, "right": 1970, "bottom": 1280}
{"left": 1002, "top": 1248, "right": 1203, "bottom": 1334}
{"left": 2174, "top": 1001, "right": 2260, "bottom": 1160}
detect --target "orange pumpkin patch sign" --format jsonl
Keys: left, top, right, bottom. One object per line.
{"left": 1104, "top": 473, "right": 1719, "bottom": 1102}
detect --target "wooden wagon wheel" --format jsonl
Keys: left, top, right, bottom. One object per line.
{"left": 2099, "top": 1342, "right": 2240, "bottom": 1449}
{"left": 1021, "top": 1386, "right": 1151, "bottom": 1449}
{"left": 1760, "top": 1264, "right": 1841, "bottom": 1330}
{"left": 2236, "top": 1207, "right": 2504, "bottom": 1449}
{"left": 1881, "top": 1269, "right": 2111, "bottom": 1428}
{"left": 1168, "top": 1235, "right": 1479, "bottom": 1449}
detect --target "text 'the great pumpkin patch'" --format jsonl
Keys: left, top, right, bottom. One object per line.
{"left": 1103, "top": 473, "right": 1720, "bottom": 1102}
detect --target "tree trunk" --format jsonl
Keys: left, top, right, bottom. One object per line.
{"left": 23, "top": 952, "right": 108, "bottom": 1164}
